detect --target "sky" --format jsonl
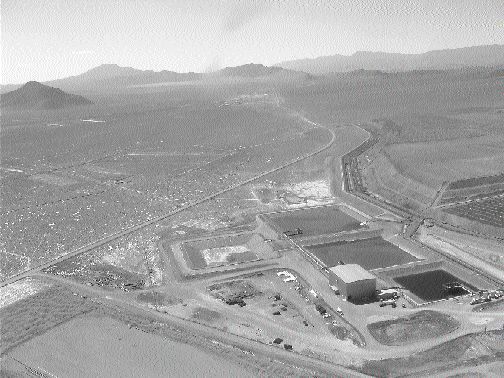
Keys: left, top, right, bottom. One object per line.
{"left": 2, "top": 0, "right": 503, "bottom": 83}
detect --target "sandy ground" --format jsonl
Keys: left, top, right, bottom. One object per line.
{"left": 175, "top": 217, "right": 229, "bottom": 232}
{"left": 283, "top": 179, "right": 337, "bottom": 208}
{"left": 102, "top": 233, "right": 163, "bottom": 285}
{"left": 424, "top": 226, "right": 504, "bottom": 267}
{"left": 0, "top": 277, "right": 51, "bottom": 309}
{"left": 202, "top": 245, "right": 249, "bottom": 264}
{"left": 431, "top": 361, "right": 504, "bottom": 377}
{"left": 8, "top": 316, "right": 256, "bottom": 378}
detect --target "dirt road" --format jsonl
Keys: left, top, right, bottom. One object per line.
{"left": 34, "top": 272, "right": 366, "bottom": 377}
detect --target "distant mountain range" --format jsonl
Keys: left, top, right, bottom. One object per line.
{"left": 1, "top": 81, "right": 93, "bottom": 109}
{"left": 44, "top": 64, "right": 203, "bottom": 90}
{"left": 1, "top": 63, "right": 311, "bottom": 93}
{"left": 275, "top": 45, "right": 504, "bottom": 74}
{"left": 1, "top": 45, "right": 502, "bottom": 94}
{"left": 213, "top": 63, "right": 311, "bottom": 79}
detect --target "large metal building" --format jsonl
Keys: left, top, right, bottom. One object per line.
{"left": 328, "top": 264, "right": 376, "bottom": 301}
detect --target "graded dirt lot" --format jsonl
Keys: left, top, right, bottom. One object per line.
{"left": 0, "top": 284, "right": 97, "bottom": 355}
{"left": 385, "top": 134, "right": 504, "bottom": 189}
{"left": 7, "top": 316, "right": 255, "bottom": 378}
{"left": 367, "top": 310, "right": 460, "bottom": 346}
{"left": 166, "top": 268, "right": 363, "bottom": 354}
{"left": 0, "top": 277, "right": 51, "bottom": 308}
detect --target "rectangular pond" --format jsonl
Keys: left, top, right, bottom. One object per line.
{"left": 268, "top": 206, "right": 362, "bottom": 237}
{"left": 394, "top": 269, "right": 475, "bottom": 302}
{"left": 307, "top": 237, "right": 418, "bottom": 270}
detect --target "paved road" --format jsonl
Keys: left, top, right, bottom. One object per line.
{"left": 1, "top": 125, "right": 336, "bottom": 288}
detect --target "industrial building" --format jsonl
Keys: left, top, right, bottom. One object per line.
{"left": 328, "top": 264, "right": 376, "bottom": 301}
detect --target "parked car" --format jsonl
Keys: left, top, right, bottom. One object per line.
{"left": 379, "top": 299, "right": 397, "bottom": 308}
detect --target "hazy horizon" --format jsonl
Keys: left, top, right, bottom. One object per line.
{"left": 2, "top": 0, "right": 504, "bottom": 84}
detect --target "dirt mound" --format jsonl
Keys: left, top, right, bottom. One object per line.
{"left": 191, "top": 307, "right": 221, "bottom": 322}
{"left": 361, "top": 329, "right": 504, "bottom": 377}
{"left": 367, "top": 310, "right": 460, "bottom": 346}
{"left": 208, "top": 280, "right": 261, "bottom": 306}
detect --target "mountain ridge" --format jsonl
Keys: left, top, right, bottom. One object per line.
{"left": 2, "top": 45, "right": 503, "bottom": 92}
{"left": 1, "top": 81, "right": 93, "bottom": 109}
{"left": 275, "top": 44, "right": 504, "bottom": 74}
{"left": 1, "top": 63, "right": 312, "bottom": 92}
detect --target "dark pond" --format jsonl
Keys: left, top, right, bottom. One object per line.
{"left": 269, "top": 206, "right": 361, "bottom": 237}
{"left": 308, "top": 237, "right": 418, "bottom": 270}
{"left": 394, "top": 269, "right": 474, "bottom": 302}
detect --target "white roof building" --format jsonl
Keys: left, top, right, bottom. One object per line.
{"left": 329, "top": 264, "right": 375, "bottom": 283}
{"left": 328, "top": 264, "right": 376, "bottom": 301}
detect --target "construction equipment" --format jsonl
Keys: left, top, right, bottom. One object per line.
{"left": 283, "top": 228, "right": 302, "bottom": 237}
